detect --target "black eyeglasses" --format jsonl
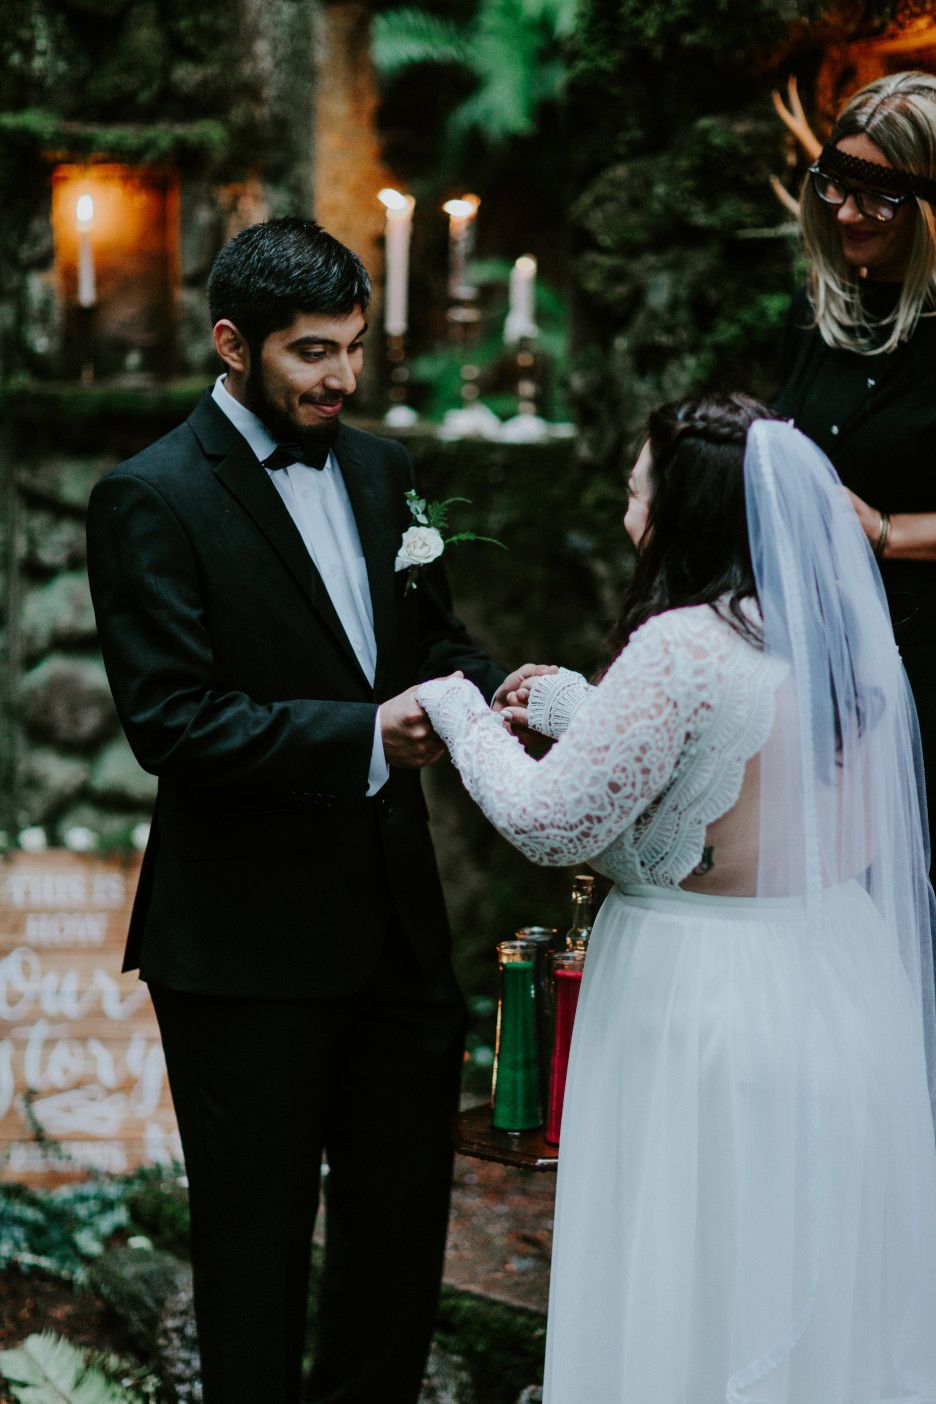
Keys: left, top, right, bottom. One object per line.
{"left": 808, "top": 164, "right": 909, "bottom": 223}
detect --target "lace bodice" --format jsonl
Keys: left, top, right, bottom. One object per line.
{"left": 418, "top": 603, "right": 787, "bottom": 887}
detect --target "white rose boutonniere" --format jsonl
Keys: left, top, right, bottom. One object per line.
{"left": 398, "top": 524, "right": 445, "bottom": 568}
{"left": 395, "top": 489, "right": 504, "bottom": 594}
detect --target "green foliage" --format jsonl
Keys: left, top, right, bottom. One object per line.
{"left": 372, "top": 9, "right": 470, "bottom": 73}
{"left": 404, "top": 489, "right": 506, "bottom": 551}
{"left": 86, "top": 1246, "right": 191, "bottom": 1357}
{"left": 0, "top": 1331, "right": 145, "bottom": 1404}
{"left": 0, "top": 379, "right": 205, "bottom": 425}
{"left": 0, "top": 0, "right": 256, "bottom": 127}
{"left": 0, "top": 111, "right": 230, "bottom": 163}
{"left": 436, "top": 1286, "right": 546, "bottom": 1402}
{"left": 373, "top": 0, "right": 574, "bottom": 146}
{"left": 693, "top": 288, "right": 794, "bottom": 386}
{"left": 0, "top": 1179, "right": 130, "bottom": 1284}
{"left": 408, "top": 260, "right": 570, "bottom": 421}
{"left": 121, "top": 1169, "right": 190, "bottom": 1261}
{"left": 609, "top": 0, "right": 827, "bottom": 57}
{"left": 569, "top": 0, "right": 907, "bottom": 70}
{"left": 0, "top": 1159, "right": 190, "bottom": 1284}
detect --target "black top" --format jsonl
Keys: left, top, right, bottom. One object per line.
{"left": 776, "top": 283, "right": 936, "bottom": 647}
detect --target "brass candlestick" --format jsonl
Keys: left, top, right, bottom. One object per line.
{"left": 384, "top": 332, "right": 417, "bottom": 427}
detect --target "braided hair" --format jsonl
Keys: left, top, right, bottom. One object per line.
{"left": 611, "top": 393, "right": 775, "bottom": 654}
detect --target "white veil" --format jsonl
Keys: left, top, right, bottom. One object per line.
{"left": 727, "top": 418, "right": 936, "bottom": 1402}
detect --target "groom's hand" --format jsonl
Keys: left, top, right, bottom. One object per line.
{"left": 493, "top": 663, "right": 558, "bottom": 753}
{"left": 492, "top": 663, "right": 558, "bottom": 714}
{"left": 380, "top": 685, "right": 446, "bottom": 768}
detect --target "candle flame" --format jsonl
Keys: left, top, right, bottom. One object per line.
{"left": 378, "top": 187, "right": 409, "bottom": 211}
{"left": 443, "top": 194, "right": 480, "bottom": 219}
{"left": 76, "top": 194, "right": 94, "bottom": 227}
{"left": 515, "top": 255, "right": 536, "bottom": 272}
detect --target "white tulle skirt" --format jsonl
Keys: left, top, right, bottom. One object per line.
{"left": 543, "top": 882, "right": 936, "bottom": 1404}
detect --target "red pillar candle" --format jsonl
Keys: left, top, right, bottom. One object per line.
{"left": 546, "top": 951, "right": 586, "bottom": 1145}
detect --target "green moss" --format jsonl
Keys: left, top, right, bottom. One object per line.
{"left": 436, "top": 1285, "right": 546, "bottom": 1402}
{"left": 123, "top": 1171, "right": 191, "bottom": 1262}
{"left": 0, "top": 110, "right": 231, "bottom": 164}
{"left": 609, "top": 0, "right": 829, "bottom": 57}
{"left": 0, "top": 378, "right": 205, "bottom": 424}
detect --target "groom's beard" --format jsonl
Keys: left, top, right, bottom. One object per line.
{"left": 244, "top": 361, "right": 344, "bottom": 454}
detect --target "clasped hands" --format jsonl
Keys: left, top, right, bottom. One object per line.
{"left": 379, "top": 663, "right": 558, "bottom": 769}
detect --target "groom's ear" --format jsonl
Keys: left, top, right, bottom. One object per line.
{"left": 213, "top": 319, "right": 250, "bottom": 376}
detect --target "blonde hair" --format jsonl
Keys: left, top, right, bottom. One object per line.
{"left": 801, "top": 71, "right": 936, "bottom": 354}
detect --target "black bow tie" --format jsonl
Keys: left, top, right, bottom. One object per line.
{"left": 261, "top": 442, "right": 330, "bottom": 472}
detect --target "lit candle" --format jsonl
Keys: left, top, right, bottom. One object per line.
{"left": 76, "top": 194, "right": 96, "bottom": 308}
{"left": 546, "top": 950, "right": 586, "bottom": 1145}
{"left": 504, "top": 254, "right": 537, "bottom": 344}
{"left": 442, "top": 193, "right": 480, "bottom": 301}
{"left": 492, "top": 939, "right": 542, "bottom": 1132}
{"left": 378, "top": 187, "right": 415, "bottom": 337}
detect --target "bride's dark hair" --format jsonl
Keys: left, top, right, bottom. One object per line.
{"left": 611, "top": 392, "right": 777, "bottom": 654}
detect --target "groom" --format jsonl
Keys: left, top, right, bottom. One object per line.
{"left": 86, "top": 216, "right": 547, "bottom": 1404}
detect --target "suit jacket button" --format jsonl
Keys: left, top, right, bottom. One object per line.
{"left": 326, "top": 794, "right": 336, "bottom": 807}
{"left": 379, "top": 795, "right": 392, "bottom": 817}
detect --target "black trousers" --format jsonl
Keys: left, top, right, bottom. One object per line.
{"left": 150, "top": 925, "right": 466, "bottom": 1404}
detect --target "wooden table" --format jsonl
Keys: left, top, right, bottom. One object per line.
{"left": 451, "top": 1102, "right": 558, "bottom": 1172}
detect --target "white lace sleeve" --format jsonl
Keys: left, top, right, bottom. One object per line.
{"left": 417, "top": 615, "right": 698, "bottom": 868}
{"left": 526, "top": 668, "right": 595, "bottom": 739}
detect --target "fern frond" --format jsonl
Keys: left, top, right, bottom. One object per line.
{"left": 446, "top": 532, "right": 507, "bottom": 548}
{"left": 425, "top": 496, "right": 468, "bottom": 531}
{"left": 464, "top": 0, "right": 542, "bottom": 140}
{"left": 372, "top": 9, "right": 469, "bottom": 74}
{"left": 0, "top": 1331, "right": 142, "bottom": 1404}
{"left": 520, "top": 0, "right": 580, "bottom": 37}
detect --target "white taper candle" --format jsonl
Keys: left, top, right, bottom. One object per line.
{"left": 379, "top": 188, "right": 415, "bottom": 337}
{"left": 504, "top": 255, "right": 537, "bottom": 344}
{"left": 76, "top": 194, "right": 96, "bottom": 309}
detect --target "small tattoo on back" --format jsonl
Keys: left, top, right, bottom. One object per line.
{"left": 693, "top": 845, "right": 714, "bottom": 876}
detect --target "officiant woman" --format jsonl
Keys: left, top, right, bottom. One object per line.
{"left": 776, "top": 70, "right": 936, "bottom": 867}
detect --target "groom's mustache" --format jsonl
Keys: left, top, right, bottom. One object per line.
{"left": 301, "top": 392, "right": 347, "bottom": 408}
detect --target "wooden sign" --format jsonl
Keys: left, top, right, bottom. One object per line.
{"left": 0, "top": 849, "right": 180, "bottom": 1183}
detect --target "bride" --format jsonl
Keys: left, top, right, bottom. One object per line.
{"left": 418, "top": 394, "right": 936, "bottom": 1403}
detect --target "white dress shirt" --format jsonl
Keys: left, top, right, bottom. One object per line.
{"left": 211, "top": 376, "right": 389, "bottom": 795}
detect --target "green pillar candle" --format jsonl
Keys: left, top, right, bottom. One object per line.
{"left": 492, "top": 940, "right": 542, "bottom": 1131}
{"left": 516, "top": 926, "right": 557, "bottom": 1120}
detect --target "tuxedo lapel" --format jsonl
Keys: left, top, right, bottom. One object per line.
{"left": 333, "top": 427, "right": 400, "bottom": 690}
{"left": 188, "top": 393, "right": 371, "bottom": 687}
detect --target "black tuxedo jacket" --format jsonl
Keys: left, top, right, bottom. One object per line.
{"left": 86, "top": 390, "right": 505, "bottom": 998}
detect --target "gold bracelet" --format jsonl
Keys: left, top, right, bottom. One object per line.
{"left": 874, "top": 510, "right": 891, "bottom": 560}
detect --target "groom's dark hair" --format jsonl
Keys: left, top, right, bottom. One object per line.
{"left": 612, "top": 393, "right": 777, "bottom": 658}
{"left": 208, "top": 217, "right": 371, "bottom": 353}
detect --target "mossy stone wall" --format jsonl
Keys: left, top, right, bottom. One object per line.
{"left": 1, "top": 0, "right": 317, "bottom": 381}
{"left": 565, "top": 0, "right": 913, "bottom": 464}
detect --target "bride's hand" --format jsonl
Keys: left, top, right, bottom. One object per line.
{"left": 492, "top": 663, "right": 558, "bottom": 714}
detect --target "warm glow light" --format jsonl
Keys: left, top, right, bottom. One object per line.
{"left": 378, "top": 187, "right": 409, "bottom": 211}
{"left": 443, "top": 194, "right": 480, "bottom": 219}
{"left": 515, "top": 255, "right": 536, "bottom": 272}
{"left": 76, "top": 194, "right": 94, "bottom": 226}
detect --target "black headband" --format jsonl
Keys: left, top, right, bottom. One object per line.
{"left": 818, "top": 141, "right": 936, "bottom": 207}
